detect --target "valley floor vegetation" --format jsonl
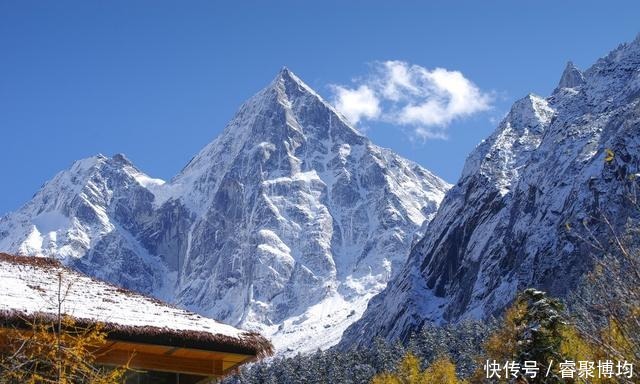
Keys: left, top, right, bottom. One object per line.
{"left": 223, "top": 284, "right": 638, "bottom": 384}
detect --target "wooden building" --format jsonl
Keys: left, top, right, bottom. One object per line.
{"left": 0, "top": 253, "right": 273, "bottom": 383}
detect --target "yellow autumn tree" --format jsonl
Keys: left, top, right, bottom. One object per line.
{"left": 0, "top": 316, "right": 126, "bottom": 383}
{"left": 0, "top": 271, "right": 126, "bottom": 383}
{"left": 471, "top": 290, "right": 605, "bottom": 383}
{"left": 558, "top": 325, "right": 608, "bottom": 384}
{"left": 371, "top": 352, "right": 463, "bottom": 384}
{"left": 483, "top": 300, "right": 527, "bottom": 362}
{"left": 574, "top": 242, "right": 640, "bottom": 367}
{"left": 470, "top": 291, "right": 618, "bottom": 384}
{"left": 467, "top": 300, "right": 528, "bottom": 384}
{"left": 423, "top": 357, "right": 460, "bottom": 384}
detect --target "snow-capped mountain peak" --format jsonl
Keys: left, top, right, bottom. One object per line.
{"left": 460, "top": 93, "right": 554, "bottom": 194}
{"left": 171, "top": 68, "right": 366, "bottom": 209}
{"left": 0, "top": 69, "right": 450, "bottom": 354}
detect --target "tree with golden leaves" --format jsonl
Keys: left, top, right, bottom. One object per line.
{"left": 0, "top": 272, "right": 126, "bottom": 383}
{"left": 570, "top": 216, "right": 640, "bottom": 368}
{"left": 472, "top": 287, "right": 628, "bottom": 384}
{"left": 371, "top": 352, "right": 464, "bottom": 384}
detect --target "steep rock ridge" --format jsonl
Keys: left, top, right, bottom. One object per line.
{"left": 0, "top": 69, "right": 450, "bottom": 353}
{"left": 0, "top": 154, "right": 172, "bottom": 296}
{"left": 340, "top": 35, "right": 640, "bottom": 348}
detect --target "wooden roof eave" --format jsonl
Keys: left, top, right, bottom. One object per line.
{"left": 93, "top": 339, "right": 255, "bottom": 377}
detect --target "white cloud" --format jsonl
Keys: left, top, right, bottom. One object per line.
{"left": 379, "top": 61, "right": 419, "bottom": 101}
{"left": 331, "top": 61, "right": 493, "bottom": 140}
{"left": 331, "top": 84, "right": 381, "bottom": 124}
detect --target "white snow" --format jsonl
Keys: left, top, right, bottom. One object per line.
{"left": 32, "top": 211, "right": 71, "bottom": 234}
{"left": 0, "top": 256, "right": 245, "bottom": 339}
{"left": 263, "top": 291, "right": 375, "bottom": 354}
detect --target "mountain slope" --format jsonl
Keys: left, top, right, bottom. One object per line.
{"left": 0, "top": 154, "right": 174, "bottom": 296}
{"left": 0, "top": 69, "right": 450, "bottom": 353}
{"left": 340, "top": 35, "right": 640, "bottom": 348}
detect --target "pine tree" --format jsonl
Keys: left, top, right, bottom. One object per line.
{"left": 515, "top": 289, "right": 566, "bottom": 376}
{"left": 475, "top": 289, "right": 568, "bottom": 384}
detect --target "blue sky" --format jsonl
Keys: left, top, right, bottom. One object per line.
{"left": 1, "top": 1, "right": 639, "bottom": 215}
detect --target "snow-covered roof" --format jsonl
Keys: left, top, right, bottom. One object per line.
{"left": 0, "top": 253, "right": 272, "bottom": 357}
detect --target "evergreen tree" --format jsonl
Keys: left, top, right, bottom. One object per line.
{"left": 514, "top": 288, "right": 566, "bottom": 379}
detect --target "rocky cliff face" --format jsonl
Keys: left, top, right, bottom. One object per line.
{"left": 0, "top": 69, "right": 450, "bottom": 353}
{"left": 340, "top": 36, "right": 640, "bottom": 348}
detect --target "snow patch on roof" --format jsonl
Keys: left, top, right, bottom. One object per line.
{"left": 0, "top": 254, "right": 248, "bottom": 340}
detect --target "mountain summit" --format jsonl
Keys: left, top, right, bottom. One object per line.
{"left": 555, "top": 61, "right": 585, "bottom": 91}
{"left": 0, "top": 69, "right": 450, "bottom": 353}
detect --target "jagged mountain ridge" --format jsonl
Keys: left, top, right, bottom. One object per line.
{"left": 0, "top": 69, "right": 450, "bottom": 353}
{"left": 339, "top": 35, "right": 640, "bottom": 348}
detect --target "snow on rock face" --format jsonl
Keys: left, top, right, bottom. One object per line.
{"left": 0, "top": 68, "right": 450, "bottom": 354}
{"left": 340, "top": 36, "right": 640, "bottom": 348}
{"left": 461, "top": 94, "right": 555, "bottom": 196}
